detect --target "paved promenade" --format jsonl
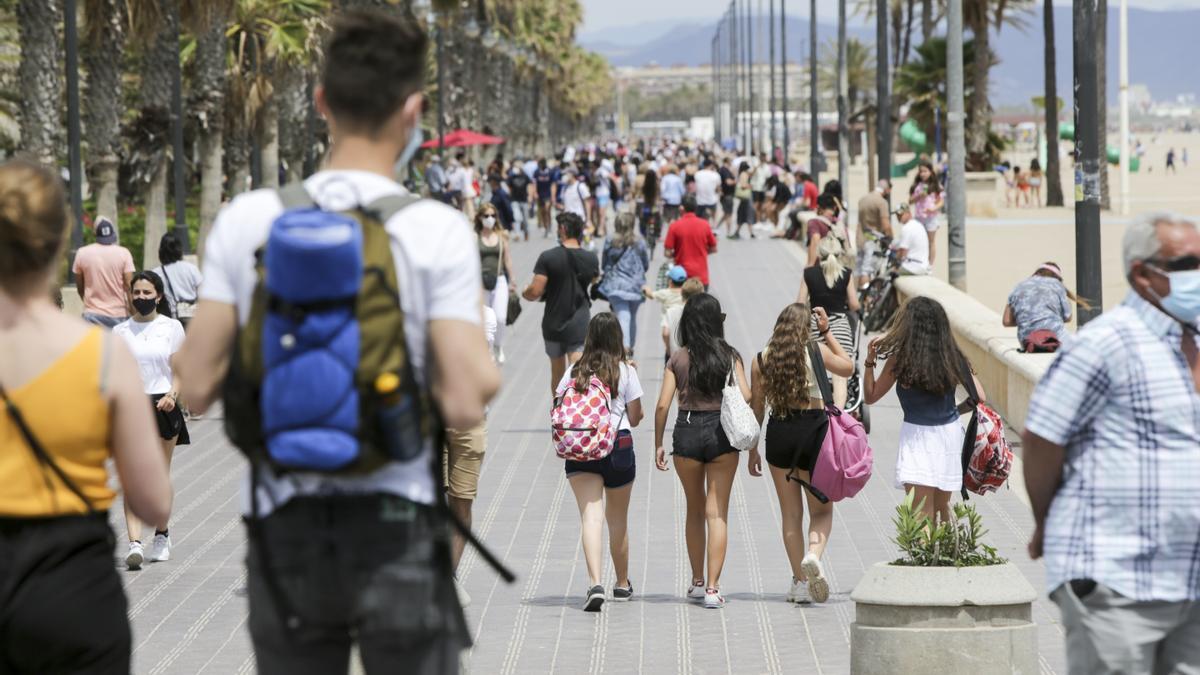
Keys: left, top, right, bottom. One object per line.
{"left": 117, "top": 232, "right": 1068, "bottom": 674}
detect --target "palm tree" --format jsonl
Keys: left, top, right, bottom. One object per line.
{"left": 16, "top": 0, "right": 63, "bottom": 166}
{"left": 83, "top": 0, "right": 126, "bottom": 226}
{"left": 895, "top": 36, "right": 982, "bottom": 142}
{"left": 819, "top": 38, "right": 875, "bottom": 117}
{"left": 964, "top": 0, "right": 1032, "bottom": 167}
{"left": 1041, "top": 0, "right": 1063, "bottom": 206}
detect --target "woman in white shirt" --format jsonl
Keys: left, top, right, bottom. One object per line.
{"left": 556, "top": 313, "right": 644, "bottom": 612}
{"left": 113, "top": 271, "right": 188, "bottom": 570}
{"left": 152, "top": 234, "right": 202, "bottom": 328}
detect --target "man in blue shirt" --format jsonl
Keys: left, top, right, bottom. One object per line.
{"left": 660, "top": 164, "right": 685, "bottom": 224}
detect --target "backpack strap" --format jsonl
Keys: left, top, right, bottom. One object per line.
{"left": 277, "top": 182, "right": 317, "bottom": 211}
{"left": 363, "top": 193, "right": 421, "bottom": 225}
{"left": 807, "top": 343, "right": 835, "bottom": 409}
{"left": 0, "top": 382, "right": 97, "bottom": 515}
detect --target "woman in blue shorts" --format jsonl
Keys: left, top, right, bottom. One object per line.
{"left": 558, "top": 313, "right": 644, "bottom": 612}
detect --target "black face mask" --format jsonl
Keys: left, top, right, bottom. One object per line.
{"left": 132, "top": 297, "right": 157, "bottom": 316}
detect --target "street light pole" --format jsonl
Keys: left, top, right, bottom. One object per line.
{"left": 1074, "top": 0, "right": 1104, "bottom": 324}
{"left": 1118, "top": 0, "right": 1130, "bottom": 216}
{"left": 747, "top": 0, "right": 755, "bottom": 156}
{"left": 64, "top": 0, "right": 83, "bottom": 282}
{"left": 837, "top": 0, "right": 848, "bottom": 205}
{"left": 780, "top": 0, "right": 790, "bottom": 160}
{"left": 436, "top": 22, "right": 446, "bottom": 154}
{"left": 876, "top": 0, "right": 891, "bottom": 185}
{"left": 769, "top": 0, "right": 776, "bottom": 158}
{"left": 712, "top": 34, "right": 719, "bottom": 143}
{"left": 947, "top": 0, "right": 967, "bottom": 290}
{"left": 809, "top": 0, "right": 819, "bottom": 183}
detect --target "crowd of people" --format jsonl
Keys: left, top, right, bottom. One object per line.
{"left": 0, "top": 7, "right": 1196, "bottom": 675}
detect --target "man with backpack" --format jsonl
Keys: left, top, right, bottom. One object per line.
{"left": 174, "top": 11, "right": 501, "bottom": 673}
{"left": 523, "top": 212, "right": 599, "bottom": 397}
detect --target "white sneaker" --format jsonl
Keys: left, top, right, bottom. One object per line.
{"left": 801, "top": 554, "right": 829, "bottom": 603}
{"left": 496, "top": 347, "right": 506, "bottom": 365}
{"left": 454, "top": 577, "right": 471, "bottom": 608}
{"left": 786, "top": 578, "right": 810, "bottom": 604}
{"left": 146, "top": 533, "right": 171, "bottom": 562}
{"left": 686, "top": 580, "right": 706, "bottom": 601}
{"left": 704, "top": 588, "right": 725, "bottom": 609}
{"left": 126, "top": 541, "right": 144, "bottom": 570}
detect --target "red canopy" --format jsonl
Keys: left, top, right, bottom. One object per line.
{"left": 420, "top": 129, "right": 506, "bottom": 149}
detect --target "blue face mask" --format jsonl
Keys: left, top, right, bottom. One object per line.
{"left": 397, "top": 124, "right": 423, "bottom": 168}
{"left": 1154, "top": 268, "right": 1200, "bottom": 325}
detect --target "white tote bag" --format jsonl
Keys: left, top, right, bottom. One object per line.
{"left": 720, "top": 360, "right": 759, "bottom": 450}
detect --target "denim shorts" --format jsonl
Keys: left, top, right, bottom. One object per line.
{"left": 564, "top": 430, "right": 635, "bottom": 488}
{"left": 671, "top": 410, "right": 737, "bottom": 463}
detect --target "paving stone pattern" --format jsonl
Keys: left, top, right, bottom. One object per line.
{"left": 116, "top": 233, "right": 1068, "bottom": 674}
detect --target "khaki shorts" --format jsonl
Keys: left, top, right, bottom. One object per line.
{"left": 443, "top": 422, "right": 487, "bottom": 500}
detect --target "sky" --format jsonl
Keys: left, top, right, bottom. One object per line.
{"left": 579, "top": 0, "right": 1192, "bottom": 35}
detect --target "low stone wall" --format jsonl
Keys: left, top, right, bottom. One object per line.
{"left": 893, "top": 275, "right": 1055, "bottom": 434}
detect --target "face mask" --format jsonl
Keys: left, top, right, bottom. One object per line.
{"left": 396, "top": 124, "right": 423, "bottom": 167}
{"left": 1152, "top": 268, "right": 1200, "bottom": 325}
{"left": 482, "top": 216, "right": 496, "bottom": 229}
{"left": 132, "top": 297, "right": 157, "bottom": 316}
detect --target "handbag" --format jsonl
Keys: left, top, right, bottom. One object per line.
{"left": 719, "top": 359, "right": 759, "bottom": 451}
{"left": 957, "top": 358, "right": 1013, "bottom": 498}
{"left": 506, "top": 290, "right": 521, "bottom": 326}
{"left": 161, "top": 263, "right": 196, "bottom": 320}
{"left": 791, "top": 344, "right": 874, "bottom": 503}
{"left": 591, "top": 245, "right": 629, "bottom": 302}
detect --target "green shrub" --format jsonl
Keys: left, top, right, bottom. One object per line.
{"left": 891, "top": 490, "right": 1006, "bottom": 567}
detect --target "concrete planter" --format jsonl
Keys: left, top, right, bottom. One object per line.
{"left": 850, "top": 562, "right": 1038, "bottom": 674}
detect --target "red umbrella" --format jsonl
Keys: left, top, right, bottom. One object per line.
{"left": 420, "top": 129, "right": 506, "bottom": 149}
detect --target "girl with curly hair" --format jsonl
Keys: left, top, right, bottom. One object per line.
{"left": 863, "top": 297, "right": 986, "bottom": 524}
{"left": 747, "top": 304, "right": 854, "bottom": 604}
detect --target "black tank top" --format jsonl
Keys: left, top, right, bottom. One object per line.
{"left": 804, "top": 266, "right": 850, "bottom": 314}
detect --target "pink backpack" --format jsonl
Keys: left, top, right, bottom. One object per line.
{"left": 551, "top": 374, "right": 620, "bottom": 462}
{"left": 793, "top": 345, "right": 873, "bottom": 503}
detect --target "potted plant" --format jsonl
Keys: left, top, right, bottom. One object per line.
{"left": 849, "top": 492, "right": 1038, "bottom": 674}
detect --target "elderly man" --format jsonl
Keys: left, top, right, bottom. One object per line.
{"left": 1023, "top": 212, "right": 1200, "bottom": 674}
{"left": 856, "top": 180, "right": 892, "bottom": 287}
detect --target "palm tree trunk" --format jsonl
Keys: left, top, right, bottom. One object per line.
{"left": 138, "top": 2, "right": 179, "bottom": 270}
{"left": 966, "top": 12, "right": 991, "bottom": 162}
{"left": 143, "top": 160, "right": 168, "bottom": 270}
{"left": 922, "top": 0, "right": 933, "bottom": 42}
{"left": 17, "top": 0, "right": 64, "bottom": 166}
{"left": 1043, "top": 0, "right": 1064, "bottom": 206}
{"left": 83, "top": 0, "right": 125, "bottom": 226}
{"left": 277, "top": 64, "right": 308, "bottom": 185}
{"left": 1096, "top": 0, "right": 1109, "bottom": 210}
{"left": 259, "top": 93, "right": 280, "bottom": 189}
{"left": 192, "top": 21, "right": 226, "bottom": 259}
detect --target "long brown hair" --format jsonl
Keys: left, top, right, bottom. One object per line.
{"left": 763, "top": 303, "right": 815, "bottom": 410}
{"left": 0, "top": 159, "right": 67, "bottom": 293}
{"left": 876, "top": 296, "right": 967, "bottom": 395}
{"left": 1034, "top": 261, "right": 1093, "bottom": 311}
{"left": 573, "top": 313, "right": 625, "bottom": 396}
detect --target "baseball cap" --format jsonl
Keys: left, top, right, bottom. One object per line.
{"left": 94, "top": 216, "right": 117, "bottom": 244}
{"left": 668, "top": 265, "right": 688, "bottom": 283}
{"left": 891, "top": 202, "right": 910, "bottom": 216}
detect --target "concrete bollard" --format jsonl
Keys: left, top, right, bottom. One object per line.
{"left": 850, "top": 562, "right": 1039, "bottom": 674}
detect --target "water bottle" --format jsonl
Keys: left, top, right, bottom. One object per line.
{"left": 374, "top": 372, "right": 424, "bottom": 462}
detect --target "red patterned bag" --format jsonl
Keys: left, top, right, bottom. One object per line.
{"left": 958, "top": 359, "right": 1014, "bottom": 497}
{"left": 551, "top": 375, "right": 620, "bottom": 461}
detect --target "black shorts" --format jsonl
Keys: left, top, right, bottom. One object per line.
{"left": 764, "top": 409, "right": 828, "bottom": 472}
{"left": 696, "top": 204, "right": 714, "bottom": 219}
{"left": 150, "top": 394, "right": 190, "bottom": 445}
{"left": 720, "top": 195, "right": 734, "bottom": 213}
{"left": 752, "top": 190, "right": 766, "bottom": 204}
{"left": 672, "top": 410, "right": 737, "bottom": 463}
{"left": 564, "top": 431, "right": 635, "bottom": 488}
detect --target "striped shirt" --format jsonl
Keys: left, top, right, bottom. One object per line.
{"left": 1026, "top": 292, "right": 1200, "bottom": 602}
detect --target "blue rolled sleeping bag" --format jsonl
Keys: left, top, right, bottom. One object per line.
{"left": 261, "top": 208, "right": 364, "bottom": 470}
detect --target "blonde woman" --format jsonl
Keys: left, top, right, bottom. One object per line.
{"left": 798, "top": 235, "right": 859, "bottom": 407}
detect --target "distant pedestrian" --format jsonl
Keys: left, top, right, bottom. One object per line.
{"left": 524, "top": 212, "right": 600, "bottom": 395}
{"left": 426, "top": 154, "right": 448, "bottom": 203}
{"left": 1003, "top": 262, "right": 1090, "bottom": 352}
{"left": 799, "top": 235, "right": 859, "bottom": 408}
{"left": 487, "top": 175, "right": 514, "bottom": 232}
{"left": 1028, "top": 159, "right": 1044, "bottom": 207}
{"left": 114, "top": 271, "right": 188, "bottom": 571}
{"left": 664, "top": 195, "right": 718, "bottom": 289}
{"left": 152, "top": 233, "right": 202, "bottom": 329}
{"left": 654, "top": 293, "right": 750, "bottom": 609}
{"left": 864, "top": 297, "right": 986, "bottom": 524}
{"left": 748, "top": 304, "right": 854, "bottom": 604}
{"left": 731, "top": 161, "right": 754, "bottom": 239}
{"left": 507, "top": 160, "right": 533, "bottom": 241}
{"left": 660, "top": 164, "right": 685, "bottom": 224}
{"left": 1183, "top": 147, "right": 1189, "bottom": 167}
{"left": 0, "top": 158, "right": 171, "bottom": 674}
{"left": 477, "top": 203, "right": 515, "bottom": 364}
{"left": 802, "top": 194, "right": 847, "bottom": 266}
{"left": 637, "top": 167, "right": 662, "bottom": 251}
{"left": 693, "top": 159, "right": 722, "bottom": 221}
{"left": 1023, "top": 212, "right": 1200, "bottom": 675}
{"left": 73, "top": 216, "right": 134, "bottom": 328}
{"left": 856, "top": 180, "right": 893, "bottom": 288}
{"left": 1167, "top": 147, "right": 1177, "bottom": 174}
{"left": 535, "top": 157, "right": 556, "bottom": 237}
{"left": 891, "top": 202, "right": 930, "bottom": 275}
{"left": 558, "top": 313, "right": 644, "bottom": 612}
{"left": 751, "top": 155, "right": 771, "bottom": 224}
{"left": 717, "top": 157, "right": 737, "bottom": 232}
{"left": 909, "top": 160, "right": 945, "bottom": 264}
{"left": 598, "top": 213, "right": 651, "bottom": 357}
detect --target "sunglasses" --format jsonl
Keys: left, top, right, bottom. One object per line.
{"left": 1149, "top": 254, "right": 1200, "bottom": 272}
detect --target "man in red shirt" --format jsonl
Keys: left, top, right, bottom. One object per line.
{"left": 664, "top": 195, "right": 718, "bottom": 288}
{"left": 798, "top": 172, "right": 820, "bottom": 211}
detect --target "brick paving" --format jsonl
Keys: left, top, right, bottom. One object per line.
{"left": 115, "top": 232, "right": 1068, "bottom": 674}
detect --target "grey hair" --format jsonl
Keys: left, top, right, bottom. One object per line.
{"left": 1122, "top": 211, "right": 1195, "bottom": 276}
{"left": 611, "top": 212, "right": 640, "bottom": 249}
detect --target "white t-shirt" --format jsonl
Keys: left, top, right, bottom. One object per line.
{"left": 153, "top": 261, "right": 203, "bottom": 314}
{"left": 562, "top": 180, "right": 590, "bottom": 217}
{"left": 113, "top": 315, "right": 185, "bottom": 395}
{"left": 694, "top": 169, "right": 722, "bottom": 206}
{"left": 200, "top": 170, "right": 482, "bottom": 510}
{"left": 895, "top": 219, "right": 931, "bottom": 275}
{"left": 557, "top": 362, "right": 643, "bottom": 432}
{"left": 447, "top": 166, "right": 467, "bottom": 192}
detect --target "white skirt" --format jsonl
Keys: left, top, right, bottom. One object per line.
{"left": 894, "top": 421, "right": 965, "bottom": 492}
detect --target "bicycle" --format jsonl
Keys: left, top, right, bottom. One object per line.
{"left": 859, "top": 239, "right": 900, "bottom": 335}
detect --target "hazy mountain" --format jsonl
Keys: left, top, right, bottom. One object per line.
{"left": 584, "top": 8, "right": 1199, "bottom": 106}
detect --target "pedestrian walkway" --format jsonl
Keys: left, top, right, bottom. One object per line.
{"left": 117, "top": 232, "right": 1068, "bottom": 674}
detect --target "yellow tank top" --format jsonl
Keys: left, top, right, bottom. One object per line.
{"left": 0, "top": 329, "right": 115, "bottom": 516}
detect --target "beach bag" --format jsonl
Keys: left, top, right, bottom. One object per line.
{"left": 552, "top": 375, "right": 621, "bottom": 461}
{"left": 793, "top": 344, "right": 873, "bottom": 503}
{"left": 720, "top": 361, "right": 759, "bottom": 450}
{"left": 1022, "top": 329, "right": 1061, "bottom": 354}
{"left": 958, "top": 360, "right": 1013, "bottom": 497}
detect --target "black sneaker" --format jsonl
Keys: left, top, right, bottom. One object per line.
{"left": 583, "top": 584, "right": 605, "bottom": 612}
{"left": 612, "top": 581, "right": 634, "bottom": 601}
